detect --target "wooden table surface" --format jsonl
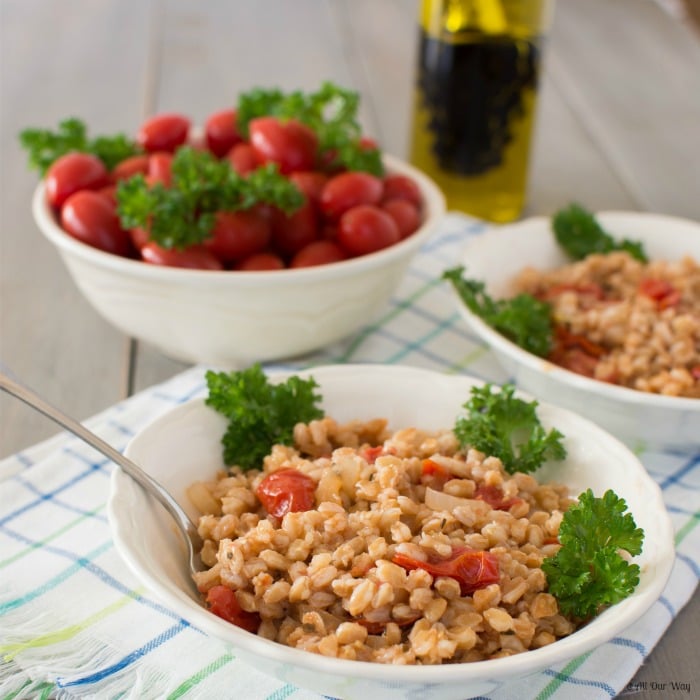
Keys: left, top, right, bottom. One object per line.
{"left": 1, "top": 0, "right": 698, "bottom": 697}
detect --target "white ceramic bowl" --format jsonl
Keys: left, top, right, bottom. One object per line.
{"left": 108, "top": 364, "right": 674, "bottom": 700}
{"left": 450, "top": 211, "right": 700, "bottom": 452}
{"left": 33, "top": 154, "right": 445, "bottom": 366}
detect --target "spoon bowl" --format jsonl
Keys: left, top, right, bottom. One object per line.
{"left": 0, "top": 370, "right": 203, "bottom": 587}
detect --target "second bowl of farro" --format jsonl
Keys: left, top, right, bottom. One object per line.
{"left": 445, "top": 209, "right": 700, "bottom": 452}
{"left": 108, "top": 364, "right": 674, "bottom": 700}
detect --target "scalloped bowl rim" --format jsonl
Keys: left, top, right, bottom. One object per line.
{"left": 454, "top": 211, "right": 700, "bottom": 413}
{"left": 107, "top": 364, "right": 675, "bottom": 689}
{"left": 33, "top": 153, "right": 446, "bottom": 284}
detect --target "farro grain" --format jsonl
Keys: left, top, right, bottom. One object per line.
{"left": 190, "top": 415, "right": 586, "bottom": 664}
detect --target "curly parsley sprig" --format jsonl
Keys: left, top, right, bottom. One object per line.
{"left": 552, "top": 203, "right": 648, "bottom": 262}
{"left": 443, "top": 266, "right": 553, "bottom": 357}
{"left": 236, "top": 81, "right": 383, "bottom": 176}
{"left": 454, "top": 383, "right": 567, "bottom": 474}
{"left": 542, "top": 489, "right": 644, "bottom": 619}
{"left": 116, "top": 147, "right": 304, "bottom": 250}
{"left": 205, "top": 365, "right": 324, "bottom": 471}
{"left": 19, "top": 117, "right": 141, "bottom": 174}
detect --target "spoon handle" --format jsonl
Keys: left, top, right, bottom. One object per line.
{"left": 0, "top": 371, "right": 202, "bottom": 564}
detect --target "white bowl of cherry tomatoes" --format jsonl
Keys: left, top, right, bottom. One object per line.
{"left": 26, "top": 84, "right": 446, "bottom": 365}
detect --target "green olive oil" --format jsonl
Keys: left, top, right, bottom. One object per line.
{"left": 409, "top": 0, "right": 550, "bottom": 222}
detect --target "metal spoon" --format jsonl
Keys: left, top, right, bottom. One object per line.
{"left": 0, "top": 370, "right": 203, "bottom": 584}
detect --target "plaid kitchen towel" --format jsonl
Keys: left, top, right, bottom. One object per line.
{"left": 1, "top": 213, "right": 698, "bottom": 700}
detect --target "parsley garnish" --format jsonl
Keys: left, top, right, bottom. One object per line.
{"left": 205, "top": 365, "right": 324, "bottom": 471}
{"left": 443, "top": 266, "right": 553, "bottom": 357}
{"left": 454, "top": 384, "right": 566, "bottom": 474}
{"left": 542, "top": 488, "right": 644, "bottom": 619}
{"left": 116, "top": 147, "right": 304, "bottom": 250}
{"left": 19, "top": 117, "right": 141, "bottom": 174}
{"left": 553, "top": 203, "right": 648, "bottom": 262}
{"left": 236, "top": 81, "right": 384, "bottom": 176}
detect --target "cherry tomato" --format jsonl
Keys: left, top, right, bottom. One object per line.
{"left": 141, "top": 242, "right": 223, "bottom": 270}
{"left": 137, "top": 113, "right": 190, "bottom": 153}
{"left": 382, "top": 199, "right": 421, "bottom": 239}
{"left": 473, "top": 485, "right": 524, "bottom": 511}
{"left": 421, "top": 458, "right": 450, "bottom": 489}
{"left": 381, "top": 174, "right": 422, "bottom": 207}
{"left": 204, "top": 108, "right": 242, "bottom": 157}
{"left": 227, "top": 143, "right": 260, "bottom": 175}
{"left": 147, "top": 152, "right": 173, "bottom": 187}
{"left": 128, "top": 227, "right": 150, "bottom": 251}
{"left": 256, "top": 468, "right": 316, "bottom": 519}
{"left": 359, "top": 136, "right": 378, "bottom": 151}
{"left": 46, "top": 152, "right": 109, "bottom": 208}
{"left": 249, "top": 117, "right": 318, "bottom": 174}
{"left": 320, "top": 171, "right": 383, "bottom": 220}
{"left": 234, "top": 252, "right": 285, "bottom": 271}
{"left": 270, "top": 200, "right": 318, "bottom": 256}
{"left": 289, "top": 171, "right": 328, "bottom": 206}
{"left": 393, "top": 547, "right": 500, "bottom": 595}
{"left": 205, "top": 585, "right": 260, "bottom": 633}
{"left": 60, "top": 190, "right": 133, "bottom": 257}
{"left": 205, "top": 209, "right": 271, "bottom": 263}
{"left": 638, "top": 278, "right": 681, "bottom": 308}
{"left": 97, "top": 184, "right": 118, "bottom": 205}
{"left": 290, "top": 240, "right": 346, "bottom": 268}
{"left": 337, "top": 204, "right": 400, "bottom": 256}
{"left": 321, "top": 222, "right": 339, "bottom": 240}
{"left": 111, "top": 154, "right": 150, "bottom": 183}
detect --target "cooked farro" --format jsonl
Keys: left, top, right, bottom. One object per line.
{"left": 514, "top": 251, "right": 700, "bottom": 397}
{"left": 190, "top": 416, "right": 579, "bottom": 664}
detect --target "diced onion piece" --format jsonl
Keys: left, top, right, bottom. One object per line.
{"left": 425, "top": 486, "right": 480, "bottom": 513}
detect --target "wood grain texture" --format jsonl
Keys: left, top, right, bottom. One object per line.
{"left": 0, "top": 0, "right": 154, "bottom": 454}
{"left": 1, "top": 0, "right": 697, "bottom": 693}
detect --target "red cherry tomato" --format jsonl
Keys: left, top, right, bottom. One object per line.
{"left": 60, "top": 190, "right": 133, "bottom": 257}
{"left": 227, "top": 143, "right": 260, "bottom": 175}
{"left": 320, "top": 171, "right": 383, "bottom": 220}
{"left": 382, "top": 199, "right": 421, "bottom": 239}
{"left": 204, "top": 108, "right": 242, "bottom": 157}
{"left": 249, "top": 117, "right": 318, "bottom": 174}
{"left": 337, "top": 205, "right": 400, "bottom": 257}
{"left": 205, "top": 585, "right": 260, "bottom": 633}
{"left": 137, "top": 113, "right": 190, "bottom": 153}
{"left": 359, "top": 136, "right": 378, "bottom": 151}
{"left": 290, "top": 240, "right": 346, "bottom": 268}
{"left": 270, "top": 200, "right": 319, "bottom": 256}
{"left": 141, "top": 242, "right": 223, "bottom": 270}
{"left": 46, "top": 152, "right": 109, "bottom": 208}
{"left": 256, "top": 468, "right": 316, "bottom": 519}
{"left": 393, "top": 547, "right": 500, "bottom": 595}
{"left": 147, "top": 152, "right": 173, "bottom": 187}
{"left": 638, "top": 278, "right": 681, "bottom": 309}
{"left": 234, "top": 252, "right": 285, "bottom": 271}
{"left": 289, "top": 171, "right": 328, "bottom": 206}
{"left": 205, "top": 209, "right": 271, "bottom": 263}
{"left": 381, "top": 174, "right": 422, "bottom": 207}
{"left": 111, "top": 154, "right": 150, "bottom": 183}
{"left": 129, "top": 226, "right": 150, "bottom": 251}
{"left": 97, "top": 184, "right": 118, "bottom": 205}
{"left": 321, "top": 222, "right": 339, "bottom": 240}
{"left": 473, "top": 485, "right": 524, "bottom": 511}
{"left": 421, "top": 458, "right": 450, "bottom": 489}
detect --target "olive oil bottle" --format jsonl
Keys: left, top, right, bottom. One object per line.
{"left": 409, "top": 0, "right": 553, "bottom": 222}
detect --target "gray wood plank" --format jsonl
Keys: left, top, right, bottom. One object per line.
{"left": 547, "top": 0, "right": 700, "bottom": 219}
{"left": 0, "top": 0, "right": 154, "bottom": 456}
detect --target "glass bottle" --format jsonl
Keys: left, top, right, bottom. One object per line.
{"left": 409, "top": 0, "right": 554, "bottom": 222}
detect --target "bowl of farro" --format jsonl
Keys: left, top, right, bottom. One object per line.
{"left": 108, "top": 364, "right": 674, "bottom": 700}
{"left": 445, "top": 210, "right": 700, "bottom": 452}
